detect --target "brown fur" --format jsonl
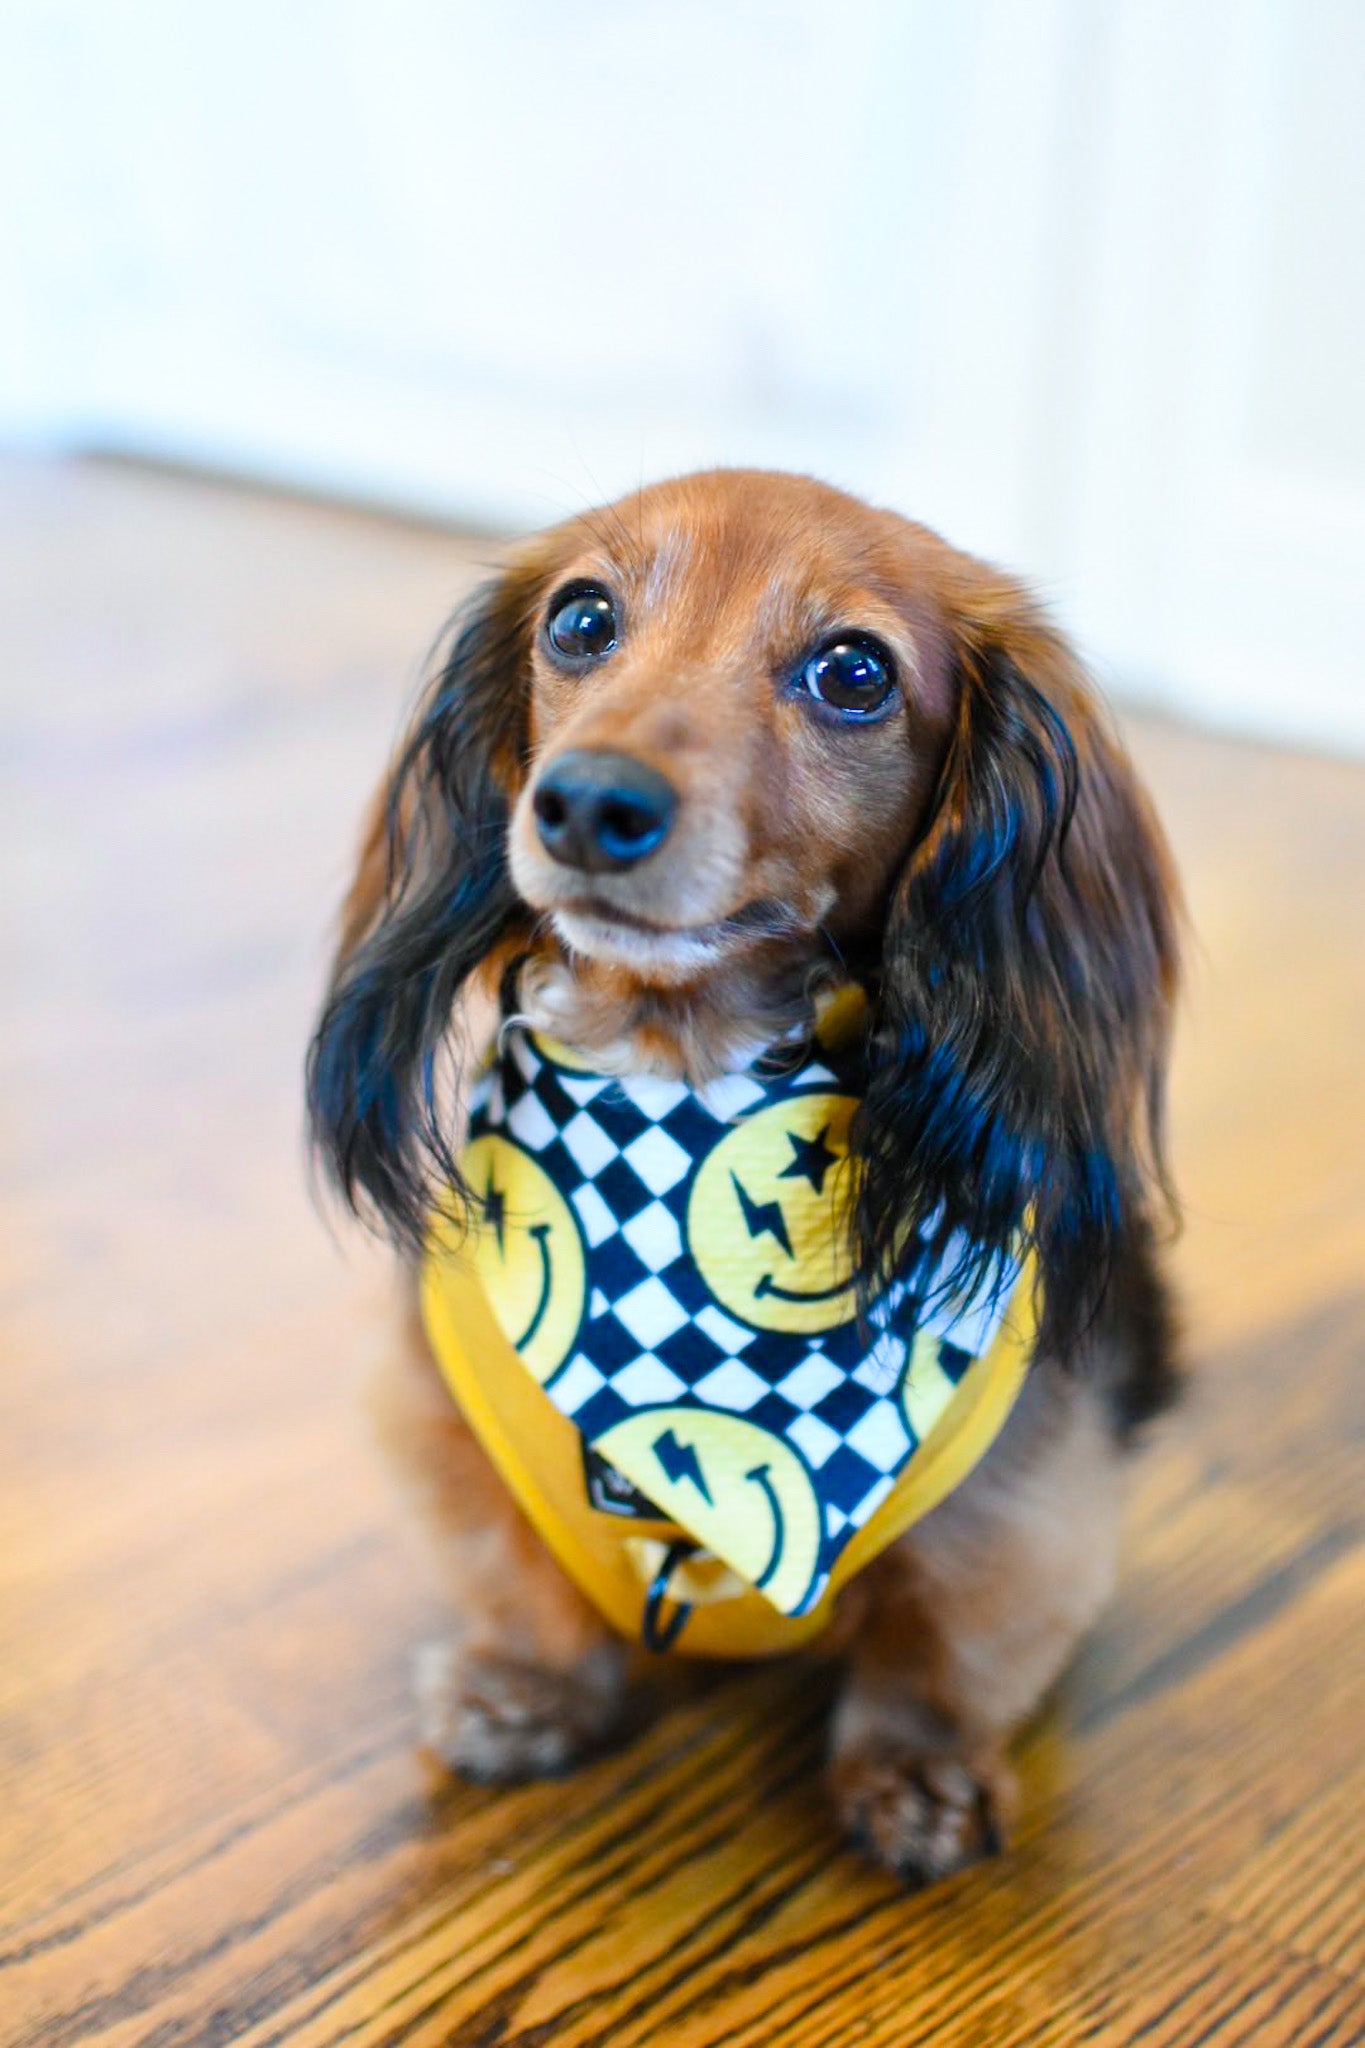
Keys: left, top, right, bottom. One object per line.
{"left": 316, "top": 469, "right": 1181, "bottom": 1883}
{"left": 373, "top": 1294, "right": 628, "bottom": 1779}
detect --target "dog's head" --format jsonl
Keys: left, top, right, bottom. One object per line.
{"left": 502, "top": 472, "right": 956, "bottom": 981}
{"left": 309, "top": 470, "right": 1178, "bottom": 1352}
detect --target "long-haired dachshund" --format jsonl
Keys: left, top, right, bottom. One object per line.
{"left": 308, "top": 469, "right": 1180, "bottom": 1885}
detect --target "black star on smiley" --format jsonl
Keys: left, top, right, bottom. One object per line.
{"left": 777, "top": 1121, "right": 840, "bottom": 1195}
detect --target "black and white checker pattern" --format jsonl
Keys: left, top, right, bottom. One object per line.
{"left": 468, "top": 1028, "right": 1022, "bottom": 1600}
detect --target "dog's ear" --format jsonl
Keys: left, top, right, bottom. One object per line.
{"left": 853, "top": 565, "right": 1180, "bottom": 1355}
{"left": 307, "top": 552, "right": 550, "bottom": 1248}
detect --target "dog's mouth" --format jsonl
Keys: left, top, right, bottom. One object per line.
{"left": 573, "top": 897, "right": 794, "bottom": 942}
{"left": 556, "top": 895, "right": 796, "bottom": 948}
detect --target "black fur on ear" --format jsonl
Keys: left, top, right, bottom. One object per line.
{"left": 850, "top": 579, "right": 1180, "bottom": 1360}
{"left": 306, "top": 561, "right": 545, "bottom": 1249}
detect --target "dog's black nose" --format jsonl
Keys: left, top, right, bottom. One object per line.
{"left": 532, "top": 750, "right": 677, "bottom": 872}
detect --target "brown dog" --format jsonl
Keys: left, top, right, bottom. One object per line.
{"left": 308, "top": 469, "right": 1180, "bottom": 1884}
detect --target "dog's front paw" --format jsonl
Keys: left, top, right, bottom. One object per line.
{"left": 832, "top": 1748, "right": 1011, "bottom": 1887}
{"left": 414, "top": 1640, "right": 626, "bottom": 1783}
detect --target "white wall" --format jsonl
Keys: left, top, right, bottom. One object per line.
{"left": 3, "top": 0, "right": 1363, "bottom": 754}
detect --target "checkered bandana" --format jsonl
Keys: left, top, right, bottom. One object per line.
{"left": 452, "top": 1023, "right": 1026, "bottom": 1619}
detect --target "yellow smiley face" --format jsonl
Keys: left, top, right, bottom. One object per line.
{"left": 594, "top": 1407, "right": 823, "bottom": 1616}
{"left": 687, "top": 1092, "right": 860, "bottom": 1334}
{"left": 899, "top": 1326, "right": 962, "bottom": 1445}
{"left": 458, "top": 1132, "right": 587, "bottom": 1383}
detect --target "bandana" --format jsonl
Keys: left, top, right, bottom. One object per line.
{"left": 421, "top": 1005, "right": 1036, "bottom": 1656}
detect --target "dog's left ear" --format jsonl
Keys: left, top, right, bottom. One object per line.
{"left": 854, "top": 566, "right": 1180, "bottom": 1355}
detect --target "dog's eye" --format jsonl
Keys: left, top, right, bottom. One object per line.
{"left": 546, "top": 584, "right": 618, "bottom": 662}
{"left": 799, "top": 636, "right": 896, "bottom": 716}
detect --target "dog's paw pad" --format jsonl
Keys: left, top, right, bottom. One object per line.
{"left": 414, "top": 1641, "right": 622, "bottom": 1784}
{"left": 833, "top": 1750, "right": 1010, "bottom": 1887}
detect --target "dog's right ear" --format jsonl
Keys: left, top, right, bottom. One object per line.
{"left": 306, "top": 553, "right": 548, "bottom": 1248}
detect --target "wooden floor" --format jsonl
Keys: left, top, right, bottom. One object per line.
{"left": 2, "top": 457, "right": 1362, "bottom": 2048}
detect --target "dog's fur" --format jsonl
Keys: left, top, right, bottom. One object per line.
{"left": 308, "top": 470, "right": 1180, "bottom": 1884}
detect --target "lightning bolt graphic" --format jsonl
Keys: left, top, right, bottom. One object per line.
{"left": 730, "top": 1171, "right": 793, "bottom": 1258}
{"left": 652, "top": 1428, "right": 713, "bottom": 1505}
{"left": 482, "top": 1161, "right": 507, "bottom": 1257}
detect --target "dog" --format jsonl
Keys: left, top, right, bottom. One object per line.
{"left": 308, "top": 468, "right": 1180, "bottom": 1885}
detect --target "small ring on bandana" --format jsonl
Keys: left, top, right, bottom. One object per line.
{"left": 641, "top": 1539, "right": 698, "bottom": 1653}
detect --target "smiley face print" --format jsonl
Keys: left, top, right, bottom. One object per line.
{"left": 687, "top": 1092, "right": 860, "bottom": 1334}
{"left": 594, "top": 1406, "right": 824, "bottom": 1616}
{"left": 459, "top": 1132, "right": 587, "bottom": 1382}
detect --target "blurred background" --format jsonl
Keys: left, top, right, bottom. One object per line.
{"left": 3, "top": 0, "right": 1364, "bottom": 753}
{"left": 5, "top": 7, "right": 1365, "bottom": 2039}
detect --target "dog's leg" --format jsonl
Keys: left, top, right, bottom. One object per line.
{"left": 372, "top": 1294, "right": 629, "bottom": 1781}
{"left": 830, "top": 1364, "right": 1122, "bottom": 1883}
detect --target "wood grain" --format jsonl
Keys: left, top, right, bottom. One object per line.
{"left": 1, "top": 456, "right": 1361, "bottom": 2047}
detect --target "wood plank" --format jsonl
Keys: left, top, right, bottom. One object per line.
{"left": 1, "top": 456, "right": 1361, "bottom": 2046}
